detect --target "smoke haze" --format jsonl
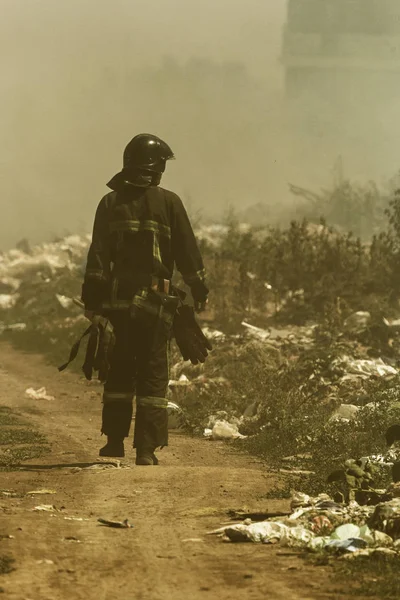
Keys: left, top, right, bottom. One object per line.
{"left": 1, "top": 1, "right": 399, "bottom": 248}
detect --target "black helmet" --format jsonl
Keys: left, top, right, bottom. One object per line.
{"left": 123, "top": 134, "right": 174, "bottom": 172}
{"left": 107, "top": 134, "right": 175, "bottom": 190}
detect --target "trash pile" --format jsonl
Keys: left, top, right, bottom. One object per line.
{"left": 210, "top": 488, "right": 400, "bottom": 558}
{"left": 166, "top": 313, "right": 400, "bottom": 441}
{"left": 0, "top": 235, "right": 89, "bottom": 329}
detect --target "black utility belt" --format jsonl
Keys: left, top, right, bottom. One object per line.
{"left": 113, "top": 273, "right": 171, "bottom": 294}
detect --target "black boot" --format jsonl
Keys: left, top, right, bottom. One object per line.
{"left": 135, "top": 450, "right": 159, "bottom": 466}
{"left": 99, "top": 437, "right": 125, "bottom": 457}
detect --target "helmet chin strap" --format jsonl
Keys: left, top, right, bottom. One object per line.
{"left": 123, "top": 167, "right": 162, "bottom": 188}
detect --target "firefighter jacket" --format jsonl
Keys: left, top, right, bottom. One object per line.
{"left": 81, "top": 184, "right": 208, "bottom": 312}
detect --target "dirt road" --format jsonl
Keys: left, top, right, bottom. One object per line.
{"left": 0, "top": 343, "right": 342, "bottom": 600}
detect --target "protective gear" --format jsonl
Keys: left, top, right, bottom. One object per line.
{"left": 136, "top": 452, "right": 159, "bottom": 466}
{"left": 81, "top": 186, "right": 209, "bottom": 313}
{"left": 84, "top": 310, "right": 101, "bottom": 324}
{"left": 101, "top": 305, "right": 173, "bottom": 453}
{"left": 99, "top": 437, "right": 125, "bottom": 458}
{"left": 107, "top": 134, "right": 175, "bottom": 190}
{"left": 79, "top": 137, "right": 209, "bottom": 461}
{"left": 173, "top": 304, "right": 212, "bottom": 365}
{"left": 58, "top": 319, "right": 115, "bottom": 384}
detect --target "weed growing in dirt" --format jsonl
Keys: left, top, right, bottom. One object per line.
{"left": 0, "top": 555, "right": 15, "bottom": 575}
{"left": 0, "top": 406, "right": 50, "bottom": 471}
{"left": 333, "top": 554, "right": 400, "bottom": 599}
{"left": 0, "top": 407, "right": 27, "bottom": 427}
{"left": 0, "top": 428, "right": 47, "bottom": 446}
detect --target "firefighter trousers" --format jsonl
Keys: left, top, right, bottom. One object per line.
{"left": 101, "top": 309, "right": 170, "bottom": 452}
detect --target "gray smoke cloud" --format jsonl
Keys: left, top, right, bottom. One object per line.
{"left": 1, "top": 0, "right": 398, "bottom": 248}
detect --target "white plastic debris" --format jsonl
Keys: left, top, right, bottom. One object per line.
{"left": 4, "top": 322, "right": 26, "bottom": 332}
{"left": 0, "top": 276, "right": 21, "bottom": 292}
{"left": 333, "top": 356, "right": 398, "bottom": 379}
{"left": 241, "top": 321, "right": 271, "bottom": 341}
{"left": 33, "top": 505, "right": 57, "bottom": 512}
{"left": 331, "top": 524, "right": 361, "bottom": 541}
{"left": 0, "top": 294, "right": 18, "bottom": 309}
{"left": 329, "top": 404, "right": 360, "bottom": 422}
{"left": 343, "top": 311, "right": 371, "bottom": 334}
{"left": 25, "top": 387, "right": 55, "bottom": 401}
{"left": 210, "top": 420, "right": 247, "bottom": 440}
{"left": 280, "top": 526, "right": 315, "bottom": 547}
{"left": 225, "top": 521, "right": 288, "bottom": 543}
{"left": 55, "top": 294, "right": 74, "bottom": 310}
{"left": 201, "top": 327, "right": 226, "bottom": 341}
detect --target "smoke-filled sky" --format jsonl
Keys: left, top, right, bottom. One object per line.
{"left": 1, "top": 0, "right": 399, "bottom": 248}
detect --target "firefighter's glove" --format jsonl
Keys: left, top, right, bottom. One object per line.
{"left": 173, "top": 305, "right": 212, "bottom": 365}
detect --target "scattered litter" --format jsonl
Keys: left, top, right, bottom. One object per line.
{"left": 25, "top": 387, "right": 55, "bottom": 401}
{"left": 55, "top": 294, "right": 74, "bottom": 310}
{"left": 33, "top": 505, "right": 57, "bottom": 512}
{"left": 324, "top": 538, "right": 368, "bottom": 553}
{"left": 201, "top": 327, "right": 226, "bottom": 341}
{"left": 36, "top": 559, "right": 54, "bottom": 565}
{"left": 211, "top": 488, "right": 400, "bottom": 555}
{"left": 224, "top": 521, "right": 288, "bottom": 544}
{"left": 332, "top": 356, "right": 398, "bottom": 379}
{"left": 206, "top": 420, "right": 247, "bottom": 441}
{"left": 97, "top": 518, "right": 133, "bottom": 529}
{"left": 0, "top": 294, "right": 18, "bottom": 309}
{"left": 28, "top": 489, "right": 57, "bottom": 495}
{"left": 329, "top": 404, "right": 360, "bottom": 422}
{"left": 182, "top": 538, "right": 204, "bottom": 543}
{"left": 1, "top": 490, "right": 19, "bottom": 497}
{"left": 63, "top": 536, "right": 81, "bottom": 543}
{"left": 4, "top": 322, "right": 26, "bottom": 332}
{"left": 343, "top": 311, "right": 371, "bottom": 335}
{"left": 228, "top": 509, "right": 290, "bottom": 521}
{"left": 64, "top": 517, "right": 89, "bottom": 522}
{"left": 241, "top": 321, "right": 271, "bottom": 341}
{"left": 82, "top": 461, "right": 125, "bottom": 471}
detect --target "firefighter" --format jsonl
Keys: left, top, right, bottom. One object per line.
{"left": 81, "top": 134, "right": 208, "bottom": 464}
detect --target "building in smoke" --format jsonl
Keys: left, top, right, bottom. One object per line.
{"left": 280, "top": 0, "right": 400, "bottom": 179}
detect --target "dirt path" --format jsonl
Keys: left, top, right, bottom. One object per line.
{"left": 0, "top": 343, "right": 345, "bottom": 600}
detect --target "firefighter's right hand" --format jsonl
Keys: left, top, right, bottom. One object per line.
{"left": 194, "top": 299, "right": 209, "bottom": 314}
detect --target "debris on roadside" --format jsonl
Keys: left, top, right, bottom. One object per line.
{"left": 25, "top": 387, "right": 55, "bottom": 401}
{"left": 331, "top": 356, "right": 398, "bottom": 380}
{"left": 204, "top": 419, "right": 247, "bottom": 441}
{"left": 0, "top": 294, "right": 19, "bottom": 310}
{"left": 97, "top": 518, "right": 133, "bottom": 529}
{"left": 210, "top": 486, "right": 400, "bottom": 558}
{"left": 55, "top": 294, "right": 74, "bottom": 310}
{"left": 33, "top": 505, "right": 57, "bottom": 512}
{"left": 36, "top": 559, "right": 55, "bottom": 565}
{"left": 27, "top": 489, "right": 57, "bottom": 496}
